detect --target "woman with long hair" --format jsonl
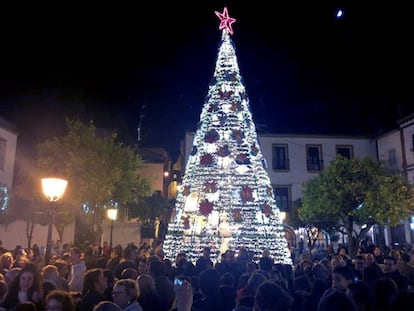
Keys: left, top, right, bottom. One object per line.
{"left": 0, "top": 262, "right": 43, "bottom": 310}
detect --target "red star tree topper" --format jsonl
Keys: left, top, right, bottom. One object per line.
{"left": 215, "top": 7, "right": 236, "bottom": 35}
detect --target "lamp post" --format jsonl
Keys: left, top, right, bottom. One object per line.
{"left": 107, "top": 208, "right": 118, "bottom": 251}
{"left": 41, "top": 178, "right": 68, "bottom": 265}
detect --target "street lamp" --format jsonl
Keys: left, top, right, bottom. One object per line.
{"left": 41, "top": 177, "right": 68, "bottom": 265}
{"left": 107, "top": 208, "right": 118, "bottom": 251}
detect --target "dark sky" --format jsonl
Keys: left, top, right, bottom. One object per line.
{"left": 1, "top": 1, "right": 413, "bottom": 160}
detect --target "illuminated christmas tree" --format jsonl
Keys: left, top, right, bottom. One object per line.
{"left": 163, "top": 7, "right": 292, "bottom": 265}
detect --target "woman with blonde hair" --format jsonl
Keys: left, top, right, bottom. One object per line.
{"left": 0, "top": 252, "right": 14, "bottom": 275}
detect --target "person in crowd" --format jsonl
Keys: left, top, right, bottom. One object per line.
{"left": 106, "top": 246, "right": 123, "bottom": 273}
{"left": 0, "top": 263, "right": 43, "bottom": 310}
{"left": 41, "top": 264, "right": 60, "bottom": 300}
{"left": 255, "top": 281, "right": 294, "bottom": 311}
{"left": 14, "top": 301, "right": 37, "bottom": 311}
{"left": 347, "top": 281, "right": 376, "bottom": 311}
{"left": 364, "top": 252, "right": 383, "bottom": 275}
{"left": 192, "top": 268, "right": 222, "bottom": 311}
{"left": 337, "top": 246, "right": 352, "bottom": 267}
{"left": 5, "top": 267, "right": 22, "bottom": 286}
{"left": 103, "top": 269, "right": 116, "bottom": 302}
{"left": 373, "top": 277, "right": 400, "bottom": 311}
{"left": 373, "top": 246, "right": 384, "bottom": 265}
{"left": 68, "top": 247, "right": 87, "bottom": 293}
{"left": 102, "top": 242, "right": 110, "bottom": 259}
{"left": 93, "top": 301, "right": 122, "bottom": 311}
{"left": 45, "top": 289, "right": 75, "bottom": 311}
{"left": 53, "top": 259, "right": 70, "bottom": 291}
{"left": 12, "top": 246, "right": 28, "bottom": 269}
{"left": 318, "top": 291, "right": 357, "bottom": 311}
{"left": 120, "top": 268, "right": 138, "bottom": 280}
{"left": 77, "top": 268, "right": 108, "bottom": 311}
{"left": 305, "top": 263, "right": 331, "bottom": 311}
{"left": 112, "top": 279, "right": 143, "bottom": 311}
{"left": 152, "top": 240, "right": 165, "bottom": 261}
{"left": 83, "top": 246, "right": 100, "bottom": 271}
{"left": 236, "top": 270, "right": 267, "bottom": 309}
{"left": 217, "top": 284, "right": 236, "bottom": 311}
{"left": 170, "top": 277, "right": 193, "bottom": 311}
{"left": 195, "top": 247, "right": 213, "bottom": 275}
{"left": 149, "top": 260, "right": 174, "bottom": 311}
{"left": 235, "top": 247, "right": 251, "bottom": 276}
{"left": 330, "top": 254, "right": 346, "bottom": 272}
{"left": 323, "top": 265, "right": 356, "bottom": 297}
{"left": 136, "top": 274, "right": 163, "bottom": 311}
{"left": 382, "top": 255, "right": 409, "bottom": 292}
{"left": 15, "top": 257, "right": 31, "bottom": 270}
{"left": 0, "top": 280, "right": 8, "bottom": 305}
{"left": 215, "top": 250, "right": 239, "bottom": 281}
{"left": 220, "top": 272, "right": 235, "bottom": 288}
{"left": 396, "top": 250, "right": 414, "bottom": 284}
{"left": 0, "top": 252, "right": 14, "bottom": 275}
{"left": 352, "top": 255, "right": 366, "bottom": 282}
{"left": 114, "top": 245, "right": 138, "bottom": 279}
{"left": 136, "top": 258, "right": 148, "bottom": 277}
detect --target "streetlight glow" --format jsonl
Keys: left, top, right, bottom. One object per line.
{"left": 107, "top": 208, "right": 118, "bottom": 251}
{"left": 41, "top": 178, "right": 68, "bottom": 202}
{"left": 41, "top": 177, "right": 68, "bottom": 265}
{"left": 107, "top": 208, "right": 118, "bottom": 221}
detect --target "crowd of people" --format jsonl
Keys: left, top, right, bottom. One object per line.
{"left": 0, "top": 239, "right": 414, "bottom": 310}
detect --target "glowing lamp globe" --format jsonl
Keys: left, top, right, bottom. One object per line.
{"left": 107, "top": 208, "right": 118, "bottom": 221}
{"left": 41, "top": 178, "right": 68, "bottom": 202}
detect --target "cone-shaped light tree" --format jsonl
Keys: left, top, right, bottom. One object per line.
{"left": 163, "top": 7, "right": 292, "bottom": 265}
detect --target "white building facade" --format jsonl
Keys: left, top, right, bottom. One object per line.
{"left": 0, "top": 117, "right": 18, "bottom": 214}
{"left": 0, "top": 117, "right": 18, "bottom": 188}
{"left": 377, "top": 114, "right": 414, "bottom": 245}
{"left": 184, "top": 129, "right": 413, "bottom": 248}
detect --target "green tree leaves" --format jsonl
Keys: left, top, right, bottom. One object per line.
{"left": 299, "top": 155, "right": 414, "bottom": 256}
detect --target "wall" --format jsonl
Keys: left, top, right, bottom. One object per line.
{"left": 100, "top": 219, "right": 143, "bottom": 248}
{"left": 0, "top": 220, "right": 75, "bottom": 251}
{"left": 0, "top": 126, "right": 17, "bottom": 187}
{"left": 139, "top": 163, "right": 164, "bottom": 193}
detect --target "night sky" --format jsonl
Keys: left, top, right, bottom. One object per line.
{"left": 1, "top": 1, "right": 413, "bottom": 161}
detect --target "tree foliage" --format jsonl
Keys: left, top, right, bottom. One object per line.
{"left": 299, "top": 155, "right": 414, "bottom": 257}
{"left": 288, "top": 199, "right": 337, "bottom": 251}
{"left": 128, "top": 191, "right": 170, "bottom": 222}
{"left": 32, "top": 119, "right": 151, "bottom": 241}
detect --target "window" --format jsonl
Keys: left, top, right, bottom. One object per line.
{"left": 388, "top": 149, "right": 397, "bottom": 166}
{"left": 272, "top": 144, "right": 289, "bottom": 170}
{"left": 274, "top": 186, "right": 291, "bottom": 212}
{"left": 306, "top": 145, "right": 323, "bottom": 171}
{"left": 0, "top": 138, "right": 6, "bottom": 171}
{"left": 336, "top": 145, "right": 353, "bottom": 159}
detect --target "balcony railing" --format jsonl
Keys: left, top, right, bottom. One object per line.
{"left": 272, "top": 158, "right": 290, "bottom": 170}
{"left": 307, "top": 159, "right": 324, "bottom": 171}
